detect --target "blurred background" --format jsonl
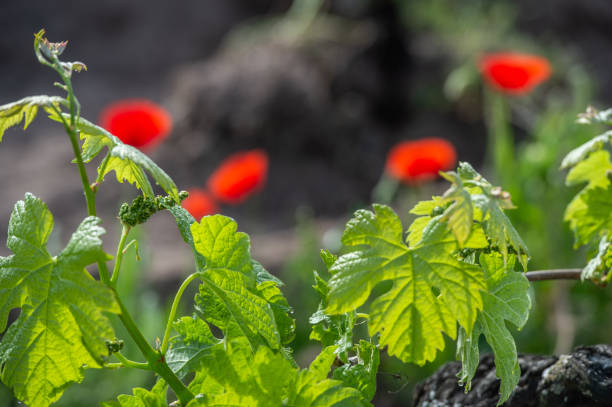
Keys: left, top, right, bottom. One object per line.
{"left": 1, "top": 0, "right": 612, "bottom": 405}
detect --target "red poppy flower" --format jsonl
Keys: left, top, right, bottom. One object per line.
{"left": 385, "top": 138, "right": 457, "bottom": 184}
{"left": 207, "top": 149, "right": 268, "bottom": 204}
{"left": 479, "top": 52, "right": 551, "bottom": 95}
{"left": 181, "top": 188, "right": 218, "bottom": 220}
{"left": 99, "top": 99, "right": 172, "bottom": 149}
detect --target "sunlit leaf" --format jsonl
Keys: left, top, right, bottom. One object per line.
{"left": 0, "top": 95, "right": 65, "bottom": 141}
{"left": 327, "top": 204, "right": 485, "bottom": 365}
{"left": 560, "top": 131, "right": 612, "bottom": 169}
{"left": 166, "top": 316, "right": 221, "bottom": 378}
{"left": 456, "top": 254, "right": 530, "bottom": 405}
{"left": 0, "top": 194, "right": 118, "bottom": 407}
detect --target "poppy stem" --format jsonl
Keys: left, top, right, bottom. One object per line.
{"left": 372, "top": 173, "right": 400, "bottom": 204}
{"left": 485, "top": 89, "right": 515, "bottom": 187}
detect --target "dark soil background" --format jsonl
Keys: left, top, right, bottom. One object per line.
{"left": 2, "top": 0, "right": 612, "bottom": 405}
{"left": 2, "top": 0, "right": 611, "bottom": 257}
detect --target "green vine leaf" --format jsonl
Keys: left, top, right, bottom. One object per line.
{"left": 327, "top": 204, "right": 486, "bottom": 365}
{"left": 168, "top": 207, "right": 295, "bottom": 351}
{"left": 103, "top": 144, "right": 178, "bottom": 200}
{"left": 563, "top": 132, "right": 612, "bottom": 282}
{"left": 565, "top": 150, "right": 612, "bottom": 189}
{"left": 560, "top": 130, "right": 612, "bottom": 170}
{"left": 473, "top": 193, "right": 529, "bottom": 270}
{"left": 332, "top": 340, "right": 380, "bottom": 400}
{"left": 0, "top": 194, "right": 119, "bottom": 407}
{"left": 292, "top": 345, "right": 371, "bottom": 407}
{"left": 309, "top": 256, "right": 356, "bottom": 362}
{"left": 582, "top": 236, "right": 612, "bottom": 284}
{"left": 186, "top": 341, "right": 371, "bottom": 407}
{"left": 566, "top": 183, "right": 612, "bottom": 247}
{"left": 48, "top": 113, "right": 179, "bottom": 201}
{"left": 440, "top": 171, "right": 474, "bottom": 247}
{"left": 563, "top": 150, "right": 612, "bottom": 247}
{"left": 166, "top": 316, "right": 221, "bottom": 378}
{"left": 187, "top": 338, "right": 294, "bottom": 406}
{"left": 456, "top": 253, "right": 530, "bottom": 406}
{"left": 102, "top": 380, "right": 168, "bottom": 407}
{"left": 192, "top": 216, "right": 282, "bottom": 350}
{"left": 453, "top": 163, "right": 530, "bottom": 269}
{"left": 0, "top": 95, "right": 65, "bottom": 141}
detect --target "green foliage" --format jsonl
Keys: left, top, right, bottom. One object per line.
{"left": 47, "top": 113, "right": 180, "bottom": 202}
{"left": 77, "top": 116, "right": 179, "bottom": 201}
{"left": 0, "top": 194, "right": 119, "bottom": 407}
{"left": 5, "top": 28, "right": 612, "bottom": 407}
{"left": 168, "top": 207, "right": 295, "bottom": 351}
{"left": 455, "top": 163, "right": 530, "bottom": 269}
{"left": 456, "top": 254, "right": 530, "bottom": 405}
{"left": 324, "top": 163, "right": 533, "bottom": 403}
{"left": 191, "top": 214, "right": 294, "bottom": 349}
{"left": 439, "top": 172, "right": 474, "bottom": 246}
{"left": 102, "top": 380, "right": 168, "bottom": 407}
{"left": 291, "top": 346, "right": 371, "bottom": 407}
{"left": 0, "top": 95, "right": 65, "bottom": 141}
{"left": 332, "top": 340, "right": 379, "bottom": 400}
{"left": 185, "top": 340, "right": 370, "bottom": 407}
{"left": 326, "top": 204, "right": 486, "bottom": 365}
{"left": 582, "top": 236, "right": 612, "bottom": 284}
{"left": 560, "top": 131, "right": 612, "bottom": 170}
{"left": 309, "top": 262, "right": 355, "bottom": 361}
{"left": 165, "top": 317, "right": 221, "bottom": 379}
{"left": 562, "top": 114, "right": 612, "bottom": 284}
{"left": 119, "top": 193, "right": 187, "bottom": 227}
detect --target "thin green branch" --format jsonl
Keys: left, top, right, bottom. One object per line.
{"left": 113, "top": 352, "right": 151, "bottom": 370}
{"left": 161, "top": 273, "right": 199, "bottom": 354}
{"left": 34, "top": 33, "right": 193, "bottom": 405}
{"left": 111, "top": 225, "right": 131, "bottom": 287}
{"left": 112, "top": 290, "right": 194, "bottom": 405}
{"left": 47, "top": 66, "right": 96, "bottom": 217}
{"left": 525, "top": 269, "right": 582, "bottom": 282}
{"left": 102, "top": 363, "right": 122, "bottom": 369}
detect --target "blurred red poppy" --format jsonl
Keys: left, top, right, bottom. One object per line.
{"left": 479, "top": 52, "right": 551, "bottom": 95}
{"left": 99, "top": 99, "right": 172, "bottom": 149}
{"left": 386, "top": 138, "right": 457, "bottom": 184}
{"left": 208, "top": 149, "right": 268, "bottom": 204}
{"left": 181, "top": 188, "right": 218, "bottom": 220}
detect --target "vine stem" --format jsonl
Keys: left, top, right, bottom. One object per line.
{"left": 112, "top": 291, "right": 194, "bottom": 405}
{"left": 525, "top": 269, "right": 582, "bottom": 282}
{"left": 50, "top": 55, "right": 97, "bottom": 218}
{"left": 161, "top": 273, "right": 199, "bottom": 354}
{"left": 44, "top": 50, "right": 194, "bottom": 405}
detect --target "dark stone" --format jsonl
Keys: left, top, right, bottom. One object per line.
{"left": 412, "top": 345, "right": 612, "bottom": 407}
